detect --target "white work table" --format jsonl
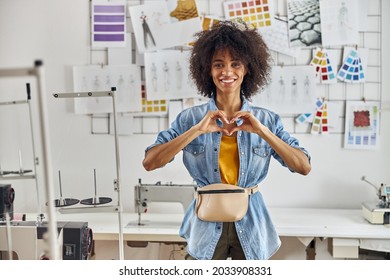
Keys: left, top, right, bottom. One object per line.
{"left": 50, "top": 207, "right": 390, "bottom": 259}
{"left": 268, "top": 208, "right": 390, "bottom": 240}
{"left": 53, "top": 207, "right": 390, "bottom": 241}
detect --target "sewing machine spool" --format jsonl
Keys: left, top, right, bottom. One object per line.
{"left": 49, "top": 170, "right": 79, "bottom": 207}
{"left": 80, "top": 169, "right": 112, "bottom": 206}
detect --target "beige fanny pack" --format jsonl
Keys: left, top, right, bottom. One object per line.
{"left": 195, "top": 184, "right": 259, "bottom": 222}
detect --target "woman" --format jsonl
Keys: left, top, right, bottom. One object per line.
{"left": 143, "top": 21, "right": 311, "bottom": 260}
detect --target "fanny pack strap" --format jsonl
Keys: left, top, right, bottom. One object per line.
{"left": 197, "top": 185, "right": 259, "bottom": 195}
{"left": 245, "top": 185, "right": 259, "bottom": 195}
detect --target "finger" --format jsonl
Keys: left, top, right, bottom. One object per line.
{"left": 230, "top": 111, "right": 252, "bottom": 123}
{"left": 215, "top": 110, "right": 230, "bottom": 124}
{"left": 228, "top": 127, "right": 239, "bottom": 135}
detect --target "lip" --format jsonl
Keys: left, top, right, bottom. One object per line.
{"left": 219, "top": 76, "right": 237, "bottom": 85}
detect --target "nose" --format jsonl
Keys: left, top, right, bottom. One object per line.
{"left": 222, "top": 68, "right": 233, "bottom": 75}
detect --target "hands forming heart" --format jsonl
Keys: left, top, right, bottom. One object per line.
{"left": 197, "top": 110, "right": 263, "bottom": 136}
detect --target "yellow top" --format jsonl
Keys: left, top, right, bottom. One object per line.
{"left": 219, "top": 135, "right": 239, "bottom": 185}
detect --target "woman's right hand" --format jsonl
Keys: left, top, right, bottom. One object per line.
{"left": 194, "top": 110, "right": 230, "bottom": 135}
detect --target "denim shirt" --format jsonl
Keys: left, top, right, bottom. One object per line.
{"left": 145, "top": 95, "right": 310, "bottom": 260}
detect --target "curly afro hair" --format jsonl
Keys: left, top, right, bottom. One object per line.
{"left": 189, "top": 20, "right": 271, "bottom": 100}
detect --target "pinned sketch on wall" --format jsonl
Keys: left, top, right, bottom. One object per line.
{"left": 310, "top": 48, "right": 337, "bottom": 84}
{"left": 144, "top": 50, "right": 198, "bottom": 101}
{"left": 252, "top": 65, "right": 316, "bottom": 114}
{"left": 344, "top": 101, "right": 380, "bottom": 150}
{"left": 73, "top": 65, "right": 142, "bottom": 114}
{"left": 258, "top": 17, "right": 300, "bottom": 58}
{"left": 223, "top": 0, "right": 275, "bottom": 29}
{"left": 91, "top": 0, "right": 126, "bottom": 48}
{"left": 129, "top": 1, "right": 202, "bottom": 53}
{"left": 287, "top": 0, "right": 322, "bottom": 48}
{"left": 320, "top": 0, "right": 359, "bottom": 46}
{"left": 337, "top": 47, "right": 368, "bottom": 83}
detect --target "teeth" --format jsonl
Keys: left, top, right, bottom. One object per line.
{"left": 221, "top": 79, "right": 235, "bottom": 83}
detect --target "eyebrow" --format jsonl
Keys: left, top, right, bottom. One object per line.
{"left": 211, "top": 58, "right": 241, "bottom": 63}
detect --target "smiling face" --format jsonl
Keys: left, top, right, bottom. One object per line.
{"left": 211, "top": 49, "right": 247, "bottom": 97}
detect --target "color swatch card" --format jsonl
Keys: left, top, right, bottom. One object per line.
{"left": 92, "top": 0, "right": 126, "bottom": 47}
{"left": 224, "top": 0, "right": 274, "bottom": 29}
{"left": 296, "top": 113, "right": 313, "bottom": 124}
{"left": 296, "top": 98, "right": 323, "bottom": 125}
{"left": 310, "top": 48, "right": 337, "bottom": 84}
{"left": 344, "top": 101, "right": 380, "bottom": 150}
{"left": 337, "top": 47, "right": 368, "bottom": 83}
{"left": 138, "top": 83, "right": 168, "bottom": 115}
{"left": 320, "top": 101, "right": 329, "bottom": 134}
{"left": 309, "top": 98, "right": 329, "bottom": 134}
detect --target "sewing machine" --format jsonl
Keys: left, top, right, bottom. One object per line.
{"left": 134, "top": 179, "right": 196, "bottom": 226}
{"left": 0, "top": 214, "right": 93, "bottom": 260}
{"left": 361, "top": 177, "right": 390, "bottom": 225}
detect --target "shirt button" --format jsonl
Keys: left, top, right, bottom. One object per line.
{"left": 241, "top": 172, "right": 244, "bottom": 175}
{"left": 194, "top": 152, "right": 197, "bottom": 154}
{"left": 217, "top": 132, "right": 221, "bottom": 134}
{"left": 241, "top": 152, "right": 244, "bottom": 155}
{"left": 214, "top": 148, "right": 217, "bottom": 151}
{"left": 214, "top": 169, "right": 218, "bottom": 172}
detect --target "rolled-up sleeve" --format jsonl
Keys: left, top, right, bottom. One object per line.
{"left": 271, "top": 114, "right": 311, "bottom": 170}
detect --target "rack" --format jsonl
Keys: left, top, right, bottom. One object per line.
{"left": 0, "top": 83, "right": 40, "bottom": 206}
{"left": 52, "top": 88, "right": 125, "bottom": 260}
{"left": 0, "top": 60, "right": 60, "bottom": 260}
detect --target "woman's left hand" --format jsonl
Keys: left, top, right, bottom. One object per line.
{"left": 228, "top": 111, "right": 265, "bottom": 136}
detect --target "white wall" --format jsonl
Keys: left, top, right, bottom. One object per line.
{"left": 0, "top": 0, "right": 389, "bottom": 218}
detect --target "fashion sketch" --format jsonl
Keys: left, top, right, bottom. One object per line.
{"left": 140, "top": 11, "right": 156, "bottom": 49}
{"left": 151, "top": 63, "right": 158, "bottom": 92}
{"left": 105, "top": 75, "right": 111, "bottom": 88}
{"left": 278, "top": 76, "right": 285, "bottom": 103}
{"left": 93, "top": 75, "right": 100, "bottom": 103}
{"left": 163, "top": 62, "right": 170, "bottom": 91}
{"left": 176, "top": 61, "right": 183, "bottom": 90}
{"left": 339, "top": 2, "right": 349, "bottom": 28}
{"left": 291, "top": 76, "right": 298, "bottom": 102}
{"left": 304, "top": 75, "right": 310, "bottom": 96}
